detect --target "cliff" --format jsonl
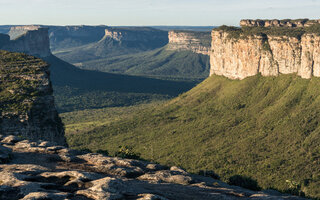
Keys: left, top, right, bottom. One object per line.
{"left": 0, "top": 50, "right": 66, "bottom": 145}
{"left": 167, "top": 30, "right": 211, "bottom": 55}
{"left": 240, "top": 19, "right": 320, "bottom": 28}
{"left": 8, "top": 25, "right": 42, "bottom": 39}
{"left": 3, "top": 26, "right": 51, "bottom": 58}
{"left": 103, "top": 27, "right": 168, "bottom": 50}
{"left": 210, "top": 24, "right": 320, "bottom": 79}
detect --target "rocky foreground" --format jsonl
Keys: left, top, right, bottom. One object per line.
{"left": 0, "top": 135, "right": 307, "bottom": 200}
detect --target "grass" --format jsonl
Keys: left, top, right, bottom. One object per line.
{"left": 46, "top": 55, "right": 198, "bottom": 112}
{"left": 66, "top": 74, "right": 320, "bottom": 198}
{"left": 61, "top": 102, "right": 163, "bottom": 135}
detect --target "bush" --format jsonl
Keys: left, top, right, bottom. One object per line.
{"left": 228, "top": 175, "right": 261, "bottom": 191}
{"left": 114, "top": 146, "right": 141, "bottom": 159}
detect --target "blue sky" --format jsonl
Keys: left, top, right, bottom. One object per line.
{"left": 1, "top": 0, "right": 320, "bottom": 26}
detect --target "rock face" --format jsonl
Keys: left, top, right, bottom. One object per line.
{"left": 8, "top": 25, "right": 42, "bottom": 40}
{"left": 3, "top": 26, "right": 51, "bottom": 58}
{"left": 167, "top": 30, "right": 211, "bottom": 55}
{"left": 0, "top": 50, "right": 66, "bottom": 145}
{"left": 103, "top": 27, "right": 168, "bottom": 50}
{"left": 240, "top": 19, "right": 320, "bottom": 28}
{"left": 210, "top": 25, "right": 320, "bottom": 79}
{"left": 0, "top": 135, "right": 307, "bottom": 200}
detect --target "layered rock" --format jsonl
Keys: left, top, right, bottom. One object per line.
{"left": 210, "top": 26, "right": 320, "bottom": 79}
{"left": 0, "top": 50, "right": 66, "bottom": 145}
{"left": 8, "top": 25, "right": 42, "bottom": 39}
{"left": 240, "top": 19, "right": 320, "bottom": 28}
{"left": 3, "top": 26, "right": 51, "bottom": 58}
{"left": 0, "top": 135, "right": 306, "bottom": 200}
{"left": 103, "top": 27, "right": 168, "bottom": 50}
{"left": 167, "top": 30, "right": 211, "bottom": 55}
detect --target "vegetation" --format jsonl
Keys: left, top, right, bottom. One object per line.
{"left": 66, "top": 74, "right": 320, "bottom": 198}
{"left": 60, "top": 102, "right": 162, "bottom": 135}
{"left": 0, "top": 50, "right": 48, "bottom": 113}
{"left": 76, "top": 47, "right": 210, "bottom": 79}
{"left": 45, "top": 55, "right": 198, "bottom": 112}
{"left": 216, "top": 24, "right": 320, "bottom": 40}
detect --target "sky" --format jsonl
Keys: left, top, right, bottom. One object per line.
{"left": 0, "top": 0, "right": 320, "bottom": 26}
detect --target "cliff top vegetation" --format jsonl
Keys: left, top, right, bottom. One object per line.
{"left": 0, "top": 50, "right": 48, "bottom": 113}
{"left": 215, "top": 24, "right": 320, "bottom": 40}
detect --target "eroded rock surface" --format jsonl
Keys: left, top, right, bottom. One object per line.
{"left": 210, "top": 22, "right": 320, "bottom": 79}
{"left": 0, "top": 136, "right": 307, "bottom": 200}
{"left": 167, "top": 30, "right": 211, "bottom": 55}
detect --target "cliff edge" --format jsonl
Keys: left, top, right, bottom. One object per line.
{"left": 2, "top": 26, "right": 51, "bottom": 58}
{"left": 210, "top": 22, "right": 320, "bottom": 79}
{"left": 167, "top": 30, "right": 211, "bottom": 55}
{"left": 0, "top": 50, "right": 66, "bottom": 146}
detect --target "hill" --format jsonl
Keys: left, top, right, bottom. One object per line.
{"left": 66, "top": 74, "right": 320, "bottom": 198}
{"left": 54, "top": 27, "right": 168, "bottom": 64}
{"left": 45, "top": 55, "right": 197, "bottom": 112}
{"left": 76, "top": 47, "right": 210, "bottom": 79}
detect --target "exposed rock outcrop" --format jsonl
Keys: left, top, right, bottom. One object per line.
{"left": 240, "top": 19, "right": 320, "bottom": 28}
{"left": 9, "top": 25, "right": 42, "bottom": 40}
{"left": 0, "top": 50, "right": 66, "bottom": 145}
{"left": 0, "top": 136, "right": 307, "bottom": 199}
{"left": 167, "top": 30, "right": 211, "bottom": 55}
{"left": 3, "top": 26, "right": 51, "bottom": 58}
{"left": 210, "top": 23, "right": 320, "bottom": 79}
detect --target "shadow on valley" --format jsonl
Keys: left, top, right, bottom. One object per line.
{"left": 45, "top": 55, "right": 198, "bottom": 112}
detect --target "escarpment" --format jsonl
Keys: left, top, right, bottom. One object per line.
{"left": 0, "top": 50, "right": 66, "bottom": 146}
{"left": 167, "top": 30, "right": 211, "bottom": 55}
{"left": 210, "top": 22, "right": 320, "bottom": 79}
{"left": 1, "top": 26, "right": 51, "bottom": 58}
{"left": 103, "top": 27, "right": 168, "bottom": 50}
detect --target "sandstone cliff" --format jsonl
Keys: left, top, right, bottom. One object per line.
{"left": 210, "top": 24, "right": 320, "bottom": 79}
{"left": 240, "top": 19, "right": 320, "bottom": 28}
{"left": 167, "top": 30, "right": 211, "bottom": 55}
{"left": 0, "top": 50, "right": 66, "bottom": 145}
{"left": 3, "top": 26, "right": 51, "bottom": 58}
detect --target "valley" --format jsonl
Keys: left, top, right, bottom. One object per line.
{"left": 0, "top": 17, "right": 320, "bottom": 199}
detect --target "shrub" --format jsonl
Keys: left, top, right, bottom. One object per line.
{"left": 228, "top": 175, "right": 261, "bottom": 191}
{"left": 114, "top": 145, "right": 141, "bottom": 159}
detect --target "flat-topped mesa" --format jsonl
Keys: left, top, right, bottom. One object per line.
{"left": 103, "top": 27, "right": 168, "bottom": 50}
{"left": 0, "top": 50, "right": 67, "bottom": 146}
{"left": 240, "top": 19, "right": 320, "bottom": 28}
{"left": 167, "top": 30, "right": 211, "bottom": 55}
{"left": 9, "top": 25, "right": 42, "bottom": 39}
{"left": 210, "top": 24, "right": 320, "bottom": 79}
{"left": 2, "top": 26, "right": 51, "bottom": 58}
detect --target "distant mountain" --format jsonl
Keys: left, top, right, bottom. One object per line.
{"left": 48, "top": 25, "right": 108, "bottom": 51}
{"left": 152, "top": 26, "right": 216, "bottom": 32}
{"left": 45, "top": 55, "right": 197, "bottom": 112}
{"left": 54, "top": 27, "right": 168, "bottom": 63}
